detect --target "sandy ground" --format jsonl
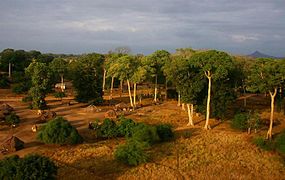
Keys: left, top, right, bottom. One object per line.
{"left": 0, "top": 89, "right": 285, "bottom": 179}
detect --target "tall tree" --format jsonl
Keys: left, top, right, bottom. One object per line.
{"left": 247, "top": 58, "right": 285, "bottom": 139}
{"left": 108, "top": 55, "right": 137, "bottom": 107}
{"left": 71, "top": 53, "right": 104, "bottom": 103}
{"left": 49, "top": 58, "right": 68, "bottom": 91}
{"left": 26, "top": 62, "right": 52, "bottom": 113}
{"left": 190, "top": 50, "right": 234, "bottom": 129}
{"left": 145, "top": 50, "right": 171, "bottom": 102}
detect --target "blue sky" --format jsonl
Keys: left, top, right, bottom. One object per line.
{"left": 0, "top": 0, "right": 284, "bottom": 56}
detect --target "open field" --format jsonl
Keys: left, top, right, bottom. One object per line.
{"left": 0, "top": 88, "right": 285, "bottom": 179}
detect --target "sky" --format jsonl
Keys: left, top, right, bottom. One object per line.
{"left": 0, "top": 0, "right": 284, "bottom": 56}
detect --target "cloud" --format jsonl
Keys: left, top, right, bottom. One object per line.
{"left": 231, "top": 35, "right": 259, "bottom": 43}
{"left": 0, "top": 0, "right": 284, "bottom": 56}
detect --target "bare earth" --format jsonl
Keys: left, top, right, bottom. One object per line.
{"left": 0, "top": 89, "right": 285, "bottom": 179}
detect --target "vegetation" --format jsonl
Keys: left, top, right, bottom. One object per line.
{"left": 274, "top": 130, "right": 285, "bottom": 155}
{"left": 0, "top": 154, "right": 57, "bottom": 180}
{"left": 114, "top": 140, "right": 149, "bottom": 166}
{"left": 5, "top": 112, "right": 20, "bottom": 125}
{"left": 131, "top": 123, "right": 160, "bottom": 145}
{"left": 37, "top": 117, "right": 83, "bottom": 145}
{"left": 96, "top": 118, "right": 119, "bottom": 138}
{"left": 117, "top": 117, "right": 137, "bottom": 137}
{"left": 155, "top": 124, "right": 174, "bottom": 142}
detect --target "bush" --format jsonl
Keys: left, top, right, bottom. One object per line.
{"left": 0, "top": 154, "right": 57, "bottom": 180}
{"left": 131, "top": 123, "right": 160, "bottom": 145}
{"left": 12, "top": 83, "right": 31, "bottom": 94}
{"left": 117, "top": 117, "right": 137, "bottom": 137}
{"left": 22, "top": 96, "right": 32, "bottom": 102}
{"left": 231, "top": 113, "right": 248, "bottom": 131}
{"left": 274, "top": 130, "right": 285, "bottom": 155}
{"left": 0, "top": 155, "right": 20, "bottom": 179}
{"left": 96, "top": 118, "right": 118, "bottom": 138}
{"left": 37, "top": 117, "right": 83, "bottom": 145}
{"left": 252, "top": 137, "right": 273, "bottom": 151}
{"left": 5, "top": 112, "right": 20, "bottom": 125}
{"left": 54, "top": 92, "right": 66, "bottom": 99}
{"left": 114, "top": 140, "right": 148, "bottom": 166}
{"left": 0, "top": 75, "right": 10, "bottom": 88}
{"left": 232, "top": 111, "right": 261, "bottom": 132}
{"left": 155, "top": 124, "right": 174, "bottom": 142}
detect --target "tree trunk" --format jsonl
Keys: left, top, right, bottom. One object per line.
{"left": 133, "top": 83, "right": 137, "bottom": 108}
{"left": 182, "top": 103, "right": 185, "bottom": 111}
{"left": 127, "top": 79, "right": 133, "bottom": 107}
{"left": 267, "top": 88, "right": 277, "bottom": 140}
{"left": 177, "top": 92, "right": 181, "bottom": 106}
{"left": 205, "top": 71, "right": 211, "bottom": 130}
{"left": 60, "top": 74, "right": 64, "bottom": 92}
{"left": 187, "top": 104, "right": 194, "bottom": 126}
{"left": 110, "top": 76, "right": 114, "bottom": 100}
{"left": 243, "top": 87, "right": 247, "bottom": 107}
{"left": 120, "top": 80, "right": 123, "bottom": 99}
{"left": 165, "top": 80, "right": 168, "bottom": 101}
{"left": 102, "top": 69, "right": 106, "bottom": 92}
{"left": 154, "top": 74, "right": 158, "bottom": 102}
{"left": 8, "top": 62, "right": 11, "bottom": 78}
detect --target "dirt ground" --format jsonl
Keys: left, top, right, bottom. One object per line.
{"left": 0, "top": 88, "right": 285, "bottom": 179}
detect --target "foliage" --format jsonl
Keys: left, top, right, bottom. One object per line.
{"left": 49, "top": 58, "right": 68, "bottom": 81}
{"left": 26, "top": 62, "right": 53, "bottom": 110}
{"left": 12, "top": 81, "right": 31, "bottom": 94}
{"left": 155, "top": 124, "right": 174, "bottom": 142}
{"left": 0, "top": 75, "right": 10, "bottom": 88}
{"left": 37, "top": 117, "right": 83, "bottom": 145}
{"left": 117, "top": 117, "right": 137, "bottom": 137}
{"left": 5, "top": 112, "right": 20, "bottom": 125}
{"left": 96, "top": 118, "right": 118, "bottom": 138}
{"left": 232, "top": 111, "right": 261, "bottom": 131}
{"left": 114, "top": 140, "right": 149, "bottom": 166}
{"left": 274, "top": 130, "right": 285, "bottom": 155}
{"left": 22, "top": 96, "right": 33, "bottom": 102}
{"left": 53, "top": 92, "right": 66, "bottom": 99}
{"left": 131, "top": 123, "right": 160, "bottom": 145}
{"left": 0, "top": 154, "right": 57, "bottom": 180}
{"left": 252, "top": 137, "right": 273, "bottom": 151}
{"left": 70, "top": 53, "right": 104, "bottom": 103}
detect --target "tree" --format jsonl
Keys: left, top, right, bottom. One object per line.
{"left": 37, "top": 116, "right": 83, "bottom": 145}
{"left": 70, "top": 53, "right": 104, "bottom": 103}
{"left": 190, "top": 50, "right": 234, "bottom": 129}
{"left": 247, "top": 58, "right": 285, "bottom": 139}
{"left": 145, "top": 50, "right": 171, "bottom": 102}
{"left": 130, "top": 55, "right": 147, "bottom": 107}
{"left": 49, "top": 58, "right": 68, "bottom": 92}
{"left": 0, "top": 154, "right": 57, "bottom": 179}
{"left": 0, "top": 48, "right": 14, "bottom": 78}
{"left": 26, "top": 62, "right": 53, "bottom": 113}
{"left": 108, "top": 55, "right": 137, "bottom": 107}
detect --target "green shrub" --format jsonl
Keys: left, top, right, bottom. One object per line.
{"left": 114, "top": 140, "right": 148, "bottom": 166}
{"left": 12, "top": 83, "right": 30, "bottom": 94}
{"left": 54, "top": 92, "right": 66, "bottom": 99}
{"left": 96, "top": 118, "right": 118, "bottom": 138}
{"left": 0, "top": 75, "right": 10, "bottom": 88}
{"left": 5, "top": 112, "right": 20, "bottom": 125}
{"left": 117, "top": 117, "right": 137, "bottom": 137}
{"left": 18, "top": 154, "right": 57, "bottom": 180}
{"left": 22, "top": 96, "right": 32, "bottom": 102}
{"left": 37, "top": 117, "right": 83, "bottom": 145}
{"left": 231, "top": 113, "right": 248, "bottom": 131}
{"left": 131, "top": 123, "right": 160, "bottom": 145}
{"left": 252, "top": 137, "right": 273, "bottom": 151}
{"left": 155, "top": 124, "right": 174, "bottom": 142}
{"left": 274, "top": 130, "right": 285, "bottom": 155}
{"left": 0, "top": 155, "right": 20, "bottom": 179}
{"left": 0, "top": 154, "right": 57, "bottom": 180}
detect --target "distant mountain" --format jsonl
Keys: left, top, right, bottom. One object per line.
{"left": 247, "top": 51, "right": 283, "bottom": 59}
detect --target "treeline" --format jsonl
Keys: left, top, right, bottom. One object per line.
{"left": 0, "top": 48, "right": 285, "bottom": 139}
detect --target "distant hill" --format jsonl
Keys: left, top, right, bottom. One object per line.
{"left": 247, "top": 51, "right": 283, "bottom": 59}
